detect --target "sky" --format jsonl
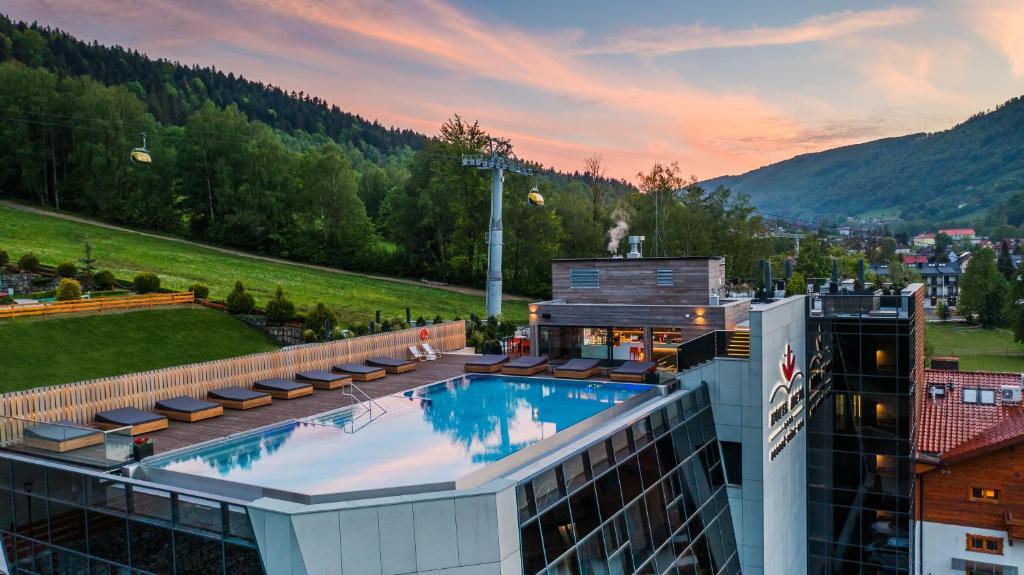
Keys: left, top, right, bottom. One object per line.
{"left": 6, "top": 0, "right": 1024, "bottom": 182}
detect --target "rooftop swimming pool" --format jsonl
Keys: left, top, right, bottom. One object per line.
{"left": 143, "top": 375, "right": 653, "bottom": 501}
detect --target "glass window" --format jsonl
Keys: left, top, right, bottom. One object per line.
{"left": 11, "top": 461, "right": 46, "bottom": 496}
{"left": 644, "top": 487, "right": 670, "bottom": 546}
{"left": 575, "top": 531, "right": 608, "bottom": 575}
{"left": 226, "top": 504, "right": 256, "bottom": 543}
{"left": 720, "top": 442, "right": 742, "bottom": 486}
{"left": 624, "top": 498, "right": 654, "bottom": 569}
{"left": 130, "top": 487, "right": 172, "bottom": 524}
{"left": 610, "top": 430, "right": 632, "bottom": 462}
{"left": 128, "top": 519, "right": 174, "bottom": 574}
{"left": 595, "top": 470, "right": 624, "bottom": 522}
{"left": 650, "top": 411, "right": 668, "bottom": 438}
{"left": 87, "top": 476, "right": 128, "bottom": 514}
{"left": 177, "top": 495, "right": 223, "bottom": 535}
{"left": 518, "top": 483, "right": 536, "bottom": 523}
{"left": 539, "top": 501, "right": 576, "bottom": 565}
{"left": 589, "top": 441, "right": 613, "bottom": 476}
{"left": 0, "top": 459, "right": 10, "bottom": 489}
{"left": 48, "top": 501, "right": 88, "bottom": 552}
{"left": 637, "top": 446, "right": 661, "bottom": 490}
{"left": 47, "top": 468, "right": 84, "bottom": 505}
{"left": 13, "top": 492, "right": 48, "bottom": 540}
{"left": 174, "top": 530, "right": 224, "bottom": 575}
{"left": 547, "top": 549, "right": 582, "bottom": 575}
{"left": 655, "top": 436, "right": 677, "bottom": 476}
{"left": 520, "top": 520, "right": 545, "bottom": 575}
{"left": 617, "top": 455, "right": 643, "bottom": 505}
{"left": 86, "top": 510, "right": 129, "bottom": 565}
{"left": 569, "top": 485, "right": 601, "bottom": 541}
{"left": 632, "top": 419, "right": 653, "bottom": 450}
{"left": 563, "top": 453, "right": 590, "bottom": 494}
{"left": 533, "top": 468, "right": 565, "bottom": 514}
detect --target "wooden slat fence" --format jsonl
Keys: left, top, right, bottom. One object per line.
{"left": 0, "top": 292, "right": 195, "bottom": 320}
{"left": 0, "top": 321, "right": 466, "bottom": 445}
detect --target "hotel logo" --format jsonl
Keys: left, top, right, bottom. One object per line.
{"left": 768, "top": 343, "right": 805, "bottom": 462}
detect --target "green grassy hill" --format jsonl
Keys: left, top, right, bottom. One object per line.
{"left": 0, "top": 204, "right": 528, "bottom": 325}
{"left": 0, "top": 307, "right": 278, "bottom": 392}
{"left": 926, "top": 322, "right": 1024, "bottom": 373}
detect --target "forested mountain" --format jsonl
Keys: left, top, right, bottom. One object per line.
{"left": 702, "top": 96, "right": 1024, "bottom": 225}
{"left": 0, "top": 15, "right": 771, "bottom": 300}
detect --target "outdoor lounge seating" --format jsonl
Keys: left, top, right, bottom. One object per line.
{"left": 464, "top": 354, "right": 510, "bottom": 373}
{"left": 333, "top": 363, "right": 387, "bottom": 382}
{"left": 22, "top": 420, "right": 104, "bottom": 453}
{"left": 366, "top": 357, "right": 417, "bottom": 374}
{"left": 94, "top": 407, "right": 169, "bottom": 435}
{"left": 609, "top": 361, "right": 657, "bottom": 383}
{"left": 253, "top": 378, "right": 314, "bottom": 400}
{"left": 554, "top": 358, "right": 603, "bottom": 380}
{"left": 154, "top": 396, "right": 224, "bottom": 422}
{"left": 421, "top": 342, "right": 442, "bottom": 358}
{"left": 295, "top": 370, "right": 352, "bottom": 390}
{"left": 501, "top": 355, "right": 549, "bottom": 376}
{"left": 408, "top": 346, "right": 436, "bottom": 361}
{"left": 208, "top": 387, "right": 272, "bottom": 410}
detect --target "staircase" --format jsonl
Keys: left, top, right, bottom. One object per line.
{"left": 726, "top": 330, "right": 750, "bottom": 358}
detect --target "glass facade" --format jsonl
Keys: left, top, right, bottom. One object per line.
{"left": 516, "top": 384, "right": 740, "bottom": 575}
{"left": 806, "top": 289, "right": 923, "bottom": 575}
{"left": 0, "top": 455, "right": 264, "bottom": 575}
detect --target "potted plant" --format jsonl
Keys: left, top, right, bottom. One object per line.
{"left": 132, "top": 436, "right": 154, "bottom": 461}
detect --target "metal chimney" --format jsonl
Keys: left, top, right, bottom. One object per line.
{"left": 762, "top": 260, "right": 773, "bottom": 300}
{"left": 856, "top": 259, "right": 865, "bottom": 289}
{"left": 626, "top": 236, "right": 645, "bottom": 259}
{"left": 785, "top": 259, "right": 794, "bottom": 280}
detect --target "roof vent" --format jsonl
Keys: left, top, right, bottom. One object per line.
{"left": 1002, "top": 384, "right": 1023, "bottom": 404}
{"left": 626, "top": 236, "right": 645, "bottom": 259}
{"left": 928, "top": 385, "right": 946, "bottom": 399}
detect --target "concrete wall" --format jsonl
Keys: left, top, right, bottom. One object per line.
{"left": 248, "top": 486, "right": 522, "bottom": 575}
{"left": 918, "top": 521, "right": 1023, "bottom": 575}
{"left": 678, "top": 295, "right": 808, "bottom": 575}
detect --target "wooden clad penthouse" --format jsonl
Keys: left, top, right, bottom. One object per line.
{"left": 530, "top": 256, "right": 749, "bottom": 368}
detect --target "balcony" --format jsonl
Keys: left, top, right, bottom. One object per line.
{"left": 677, "top": 329, "right": 750, "bottom": 371}
{"left": 1006, "top": 511, "right": 1024, "bottom": 541}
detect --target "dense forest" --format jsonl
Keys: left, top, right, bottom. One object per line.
{"left": 0, "top": 16, "right": 771, "bottom": 300}
{"left": 702, "top": 96, "right": 1024, "bottom": 229}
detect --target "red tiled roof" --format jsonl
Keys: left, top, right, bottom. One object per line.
{"left": 918, "top": 369, "right": 1024, "bottom": 459}
{"left": 914, "top": 232, "right": 936, "bottom": 239}
{"left": 902, "top": 255, "right": 929, "bottom": 264}
{"left": 938, "top": 228, "right": 975, "bottom": 236}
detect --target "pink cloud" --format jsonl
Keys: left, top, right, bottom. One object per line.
{"left": 970, "top": 0, "right": 1024, "bottom": 78}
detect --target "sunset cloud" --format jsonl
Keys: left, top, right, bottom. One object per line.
{"left": 579, "top": 7, "right": 922, "bottom": 56}
{"left": 970, "top": 0, "right": 1024, "bottom": 78}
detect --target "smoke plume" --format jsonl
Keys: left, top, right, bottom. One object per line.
{"left": 607, "top": 209, "right": 630, "bottom": 254}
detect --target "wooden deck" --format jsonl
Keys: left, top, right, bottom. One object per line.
{"left": 148, "top": 354, "right": 478, "bottom": 454}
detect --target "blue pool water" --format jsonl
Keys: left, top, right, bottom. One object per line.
{"left": 146, "top": 375, "right": 648, "bottom": 496}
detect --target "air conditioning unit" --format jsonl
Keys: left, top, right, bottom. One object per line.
{"left": 1000, "top": 385, "right": 1022, "bottom": 404}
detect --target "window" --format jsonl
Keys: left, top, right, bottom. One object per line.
{"left": 570, "top": 268, "right": 600, "bottom": 289}
{"left": 980, "top": 390, "right": 996, "bottom": 405}
{"left": 966, "top": 533, "right": 1003, "bottom": 555}
{"left": 964, "top": 388, "right": 979, "bottom": 404}
{"left": 968, "top": 487, "right": 1000, "bottom": 503}
{"left": 656, "top": 269, "right": 674, "bottom": 287}
{"left": 720, "top": 441, "right": 742, "bottom": 486}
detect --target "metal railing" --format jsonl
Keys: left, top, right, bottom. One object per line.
{"left": 676, "top": 330, "right": 750, "bottom": 371}
{"left": 341, "top": 382, "right": 389, "bottom": 433}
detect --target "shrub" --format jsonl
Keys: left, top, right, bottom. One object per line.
{"left": 93, "top": 270, "right": 116, "bottom": 290}
{"left": 226, "top": 281, "right": 256, "bottom": 314}
{"left": 330, "top": 326, "right": 346, "bottom": 340}
{"left": 305, "top": 302, "right": 337, "bottom": 334}
{"left": 416, "top": 315, "right": 427, "bottom": 327}
{"left": 56, "top": 262, "right": 78, "bottom": 278}
{"left": 350, "top": 324, "right": 370, "bottom": 337}
{"left": 482, "top": 339, "right": 503, "bottom": 355}
{"left": 189, "top": 283, "right": 210, "bottom": 300}
{"left": 433, "top": 315, "right": 443, "bottom": 325}
{"left": 468, "top": 330, "right": 485, "bottom": 353}
{"left": 18, "top": 252, "right": 39, "bottom": 273}
{"left": 0, "top": 250, "right": 8, "bottom": 268}
{"left": 133, "top": 272, "right": 161, "bottom": 294}
{"left": 303, "top": 329, "right": 317, "bottom": 343}
{"left": 55, "top": 278, "right": 82, "bottom": 301}
{"left": 265, "top": 285, "right": 295, "bottom": 325}
{"left": 0, "top": 294, "right": 13, "bottom": 305}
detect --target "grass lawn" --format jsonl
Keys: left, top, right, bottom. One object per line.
{"left": 926, "top": 321, "right": 1024, "bottom": 373}
{"left": 0, "top": 205, "right": 529, "bottom": 325}
{"left": 0, "top": 307, "right": 278, "bottom": 392}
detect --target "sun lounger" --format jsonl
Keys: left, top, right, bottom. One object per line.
{"left": 333, "top": 363, "right": 387, "bottom": 382}
{"left": 365, "top": 357, "right": 417, "bottom": 374}
{"left": 208, "top": 387, "right": 272, "bottom": 410}
{"left": 22, "top": 420, "right": 104, "bottom": 453}
{"left": 502, "top": 356, "right": 549, "bottom": 376}
{"left": 94, "top": 408, "right": 168, "bottom": 435}
{"left": 408, "top": 346, "right": 436, "bottom": 361}
{"left": 154, "top": 396, "right": 224, "bottom": 423}
{"left": 609, "top": 361, "right": 657, "bottom": 383}
{"left": 295, "top": 370, "right": 352, "bottom": 390}
{"left": 464, "top": 354, "right": 510, "bottom": 373}
{"left": 253, "top": 379, "right": 314, "bottom": 400}
{"left": 554, "top": 358, "right": 603, "bottom": 380}
{"left": 421, "top": 342, "right": 442, "bottom": 358}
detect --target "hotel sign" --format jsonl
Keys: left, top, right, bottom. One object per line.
{"left": 768, "top": 343, "right": 805, "bottom": 462}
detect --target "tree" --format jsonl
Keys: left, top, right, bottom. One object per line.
{"left": 17, "top": 252, "right": 39, "bottom": 272}
{"left": 934, "top": 233, "right": 954, "bottom": 261}
{"left": 871, "top": 237, "right": 897, "bottom": 265}
{"left": 305, "top": 302, "right": 337, "bottom": 339}
{"left": 582, "top": 154, "right": 607, "bottom": 223}
{"left": 55, "top": 278, "right": 81, "bottom": 301}
{"left": 265, "top": 285, "right": 295, "bottom": 325}
{"left": 785, "top": 271, "right": 807, "bottom": 297}
{"left": 635, "top": 162, "right": 688, "bottom": 257}
{"left": 1009, "top": 274, "right": 1024, "bottom": 342}
{"left": 935, "top": 300, "right": 950, "bottom": 321}
{"left": 56, "top": 262, "right": 77, "bottom": 278}
{"left": 226, "top": 281, "right": 256, "bottom": 314}
{"left": 132, "top": 272, "right": 161, "bottom": 293}
{"left": 997, "top": 239, "right": 1016, "bottom": 280}
{"left": 959, "top": 248, "right": 1008, "bottom": 328}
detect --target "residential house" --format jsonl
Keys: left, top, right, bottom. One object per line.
{"left": 914, "top": 232, "right": 936, "bottom": 248}
{"left": 916, "top": 262, "right": 962, "bottom": 308}
{"left": 902, "top": 255, "right": 929, "bottom": 265}
{"left": 916, "top": 369, "right": 1024, "bottom": 575}
{"left": 939, "top": 228, "right": 976, "bottom": 242}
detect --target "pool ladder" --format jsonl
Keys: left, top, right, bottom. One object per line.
{"left": 341, "top": 382, "right": 389, "bottom": 433}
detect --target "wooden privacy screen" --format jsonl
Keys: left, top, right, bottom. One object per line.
{"left": 0, "top": 292, "right": 195, "bottom": 320}
{"left": 0, "top": 320, "right": 466, "bottom": 445}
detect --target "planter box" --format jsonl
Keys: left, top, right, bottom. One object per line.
{"left": 133, "top": 442, "right": 155, "bottom": 461}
